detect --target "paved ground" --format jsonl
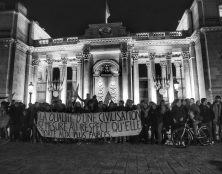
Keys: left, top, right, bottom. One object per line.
{"left": 0, "top": 141, "right": 221, "bottom": 174}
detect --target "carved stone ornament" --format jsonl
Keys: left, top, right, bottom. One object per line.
{"left": 159, "top": 88, "right": 166, "bottom": 95}
{"left": 160, "top": 61, "right": 167, "bottom": 67}
{"left": 46, "top": 56, "right": 54, "bottom": 64}
{"left": 99, "top": 26, "right": 112, "bottom": 38}
{"left": 32, "top": 57, "right": 40, "bottom": 66}
{"left": 61, "top": 57, "right": 68, "bottom": 64}
{"left": 93, "top": 60, "right": 119, "bottom": 76}
{"left": 166, "top": 52, "right": 172, "bottom": 59}
{"left": 53, "top": 91, "right": 59, "bottom": 97}
{"left": 174, "top": 61, "right": 182, "bottom": 67}
{"left": 83, "top": 53, "right": 91, "bottom": 60}
{"left": 146, "top": 61, "right": 151, "bottom": 68}
{"left": 132, "top": 51, "right": 139, "bottom": 60}
{"left": 149, "top": 53, "right": 156, "bottom": 60}
{"left": 182, "top": 52, "right": 190, "bottom": 59}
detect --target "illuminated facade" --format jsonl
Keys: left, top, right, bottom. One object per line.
{"left": 1, "top": 0, "right": 222, "bottom": 105}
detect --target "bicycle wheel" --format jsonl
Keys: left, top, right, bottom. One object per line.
{"left": 172, "top": 128, "right": 191, "bottom": 147}
{"left": 198, "top": 126, "right": 211, "bottom": 146}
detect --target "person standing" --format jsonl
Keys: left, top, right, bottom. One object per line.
{"left": 171, "top": 99, "right": 187, "bottom": 131}
{"left": 156, "top": 100, "right": 167, "bottom": 144}
{"left": 199, "top": 98, "right": 214, "bottom": 141}
{"left": 140, "top": 102, "right": 150, "bottom": 143}
{"left": 187, "top": 98, "right": 201, "bottom": 137}
{"left": 77, "top": 93, "right": 91, "bottom": 109}
{"left": 212, "top": 96, "right": 222, "bottom": 141}
{"left": 0, "top": 101, "right": 10, "bottom": 140}
{"left": 149, "top": 102, "right": 158, "bottom": 144}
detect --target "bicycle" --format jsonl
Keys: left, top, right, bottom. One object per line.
{"left": 172, "top": 119, "right": 212, "bottom": 147}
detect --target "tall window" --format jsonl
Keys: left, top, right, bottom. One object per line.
{"left": 66, "top": 67, "right": 73, "bottom": 104}
{"left": 139, "top": 64, "right": 148, "bottom": 102}
{"left": 219, "top": 5, "right": 222, "bottom": 17}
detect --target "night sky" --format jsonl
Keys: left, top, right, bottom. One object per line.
{"left": 6, "top": 0, "right": 194, "bottom": 38}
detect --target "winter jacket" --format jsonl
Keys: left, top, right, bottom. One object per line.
{"left": 199, "top": 104, "right": 215, "bottom": 123}
{"left": 171, "top": 105, "right": 187, "bottom": 123}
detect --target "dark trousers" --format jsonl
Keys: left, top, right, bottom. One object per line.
{"left": 151, "top": 124, "right": 158, "bottom": 143}
{"left": 157, "top": 122, "right": 163, "bottom": 144}
{"left": 202, "top": 121, "right": 213, "bottom": 140}
{"left": 10, "top": 124, "right": 20, "bottom": 141}
{"left": 140, "top": 124, "right": 149, "bottom": 142}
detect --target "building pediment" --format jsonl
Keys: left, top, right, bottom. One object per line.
{"left": 83, "top": 22, "right": 128, "bottom": 39}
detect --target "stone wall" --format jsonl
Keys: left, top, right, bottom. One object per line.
{"left": 11, "top": 48, "right": 27, "bottom": 101}
{"left": 195, "top": 36, "right": 206, "bottom": 99}
{"left": 0, "top": 43, "right": 11, "bottom": 97}
{"left": 16, "top": 13, "right": 29, "bottom": 43}
{"left": 204, "top": 30, "right": 222, "bottom": 99}
{"left": 0, "top": 12, "right": 15, "bottom": 38}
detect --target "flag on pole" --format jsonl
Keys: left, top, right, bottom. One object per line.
{"left": 104, "top": 91, "right": 112, "bottom": 105}
{"left": 73, "top": 84, "right": 79, "bottom": 100}
{"left": 105, "top": 0, "right": 110, "bottom": 24}
{"left": 9, "top": 92, "right": 15, "bottom": 102}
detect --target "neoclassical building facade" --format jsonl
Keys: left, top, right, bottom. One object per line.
{"left": 1, "top": 0, "right": 222, "bottom": 105}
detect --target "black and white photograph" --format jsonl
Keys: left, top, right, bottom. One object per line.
{"left": 0, "top": 0, "right": 222, "bottom": 173}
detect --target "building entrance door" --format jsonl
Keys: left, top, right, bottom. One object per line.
{"left": 93, "top": 60, "right": 120, "bottom": 103}
{"left": 94, "top": 75, "right": 119, "bottom": 103}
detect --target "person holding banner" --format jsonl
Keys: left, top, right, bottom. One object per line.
{"left": 125, "top": 99, "right": 138, "bottom": 143}
{"left": 97, "top": 101, "right": 104, "bottom": 112}
{"left": 117, "top": 100, "right": 125, "bottom": 111}
{"left": 77, "top": 93, "right": 91, "bottom": 109}
{"left": 73, "top": 101, "right": 84, "bottom": 113}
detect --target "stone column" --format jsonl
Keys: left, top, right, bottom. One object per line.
{"left": 147, "top": 53, "right": 157, "bottom": 103}
{"left": 132, "top": 53, "right": 140, "bottom": 104}
{"left": 60, "top": 57, "right": 68, "bottom": 104}
{"left": 77, "top": 63, "right": 83, "bottom": 99}
{"left": 160, "top": 60, "right": 168, "bottom": 100}
{"left": 166, "top": 53, "right": 174, "bottom": 103}
{"left": 189, "top": 42, "right": 200, "bottom": 100}
{"left": 72, "top": 64, "right": 78, "bottom": 90}
{"left": 174, "top": 61, "right": 182, "bottom": 79}
{"left": 45, "top": 55, "right": 54, "bottom": 104}
{"left": 182, "top": 52, "right": 192, "bottom": 98}
{"left": 46, "top": 64, "right": 52, "bottom": 104}
{"left": 24, "top": 51, "right": 32, "bottom": 105}
{"left": 174, "top": 61, "right": 182, "bottom": 98}
{"left": 32, "top": 56, "right": 40, "bottom": 104}
{"left": 76, "top": 54, "right": 83, "bottom": 99}
{"left": 121, "top": 46, "right": 129, "bottom": 102}
{"left": 83, "top": 53, "right": 91, "bottom": 99}
{"left": 72, "top": 64, "right": 78, "bottom": 82}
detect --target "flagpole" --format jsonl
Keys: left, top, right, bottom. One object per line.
{"left": 105, "top": 0, "right": 107, "bottom": 24}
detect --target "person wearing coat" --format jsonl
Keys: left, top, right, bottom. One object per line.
{"left": 171, "top": 99, "right": 187, "bottom": 131}
{"left": 212, "top": 96, "right": 222, "bottom": 141}
{"left": 200, "top": 98, "right": 215, "bottom": 141}
{"left": 140, "top": 102, "right": 151, "bottom": 143}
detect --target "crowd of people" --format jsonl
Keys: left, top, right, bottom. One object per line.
{"left": 0, "top": 93, "right": 222, "bottom": 145}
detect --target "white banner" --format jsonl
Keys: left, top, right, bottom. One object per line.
{"left": 37, "top": 110, "right": 142, "bottom": 139}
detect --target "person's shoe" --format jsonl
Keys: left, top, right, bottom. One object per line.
{"left": 181, "top": 141, "right": 186, "bottom": 147}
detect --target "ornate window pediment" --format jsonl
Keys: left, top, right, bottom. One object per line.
{"left": 93, "top": 60, "right": 119, "bottom": 76}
